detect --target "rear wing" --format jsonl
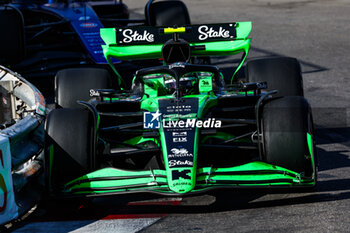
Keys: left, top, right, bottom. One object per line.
{"left": 100, "top": 22, "right": 252, "bottom": 84}
{"left": 101, "top": 22, "right": 251, "bottom": 59}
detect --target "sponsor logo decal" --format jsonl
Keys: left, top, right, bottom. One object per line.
{"left": 169, "top": 148, "right": 192, "bottom": 156}
{"left": 171, "top": 148, "right": 188, "bottom": 155}
{"left": 89, "top": 89, "right": 100, "bottom": 97}
{"left": 169, "top": 160, "right": 193, "bottom": 167}
{"left": 80, "top": 22, "right": 98, "bottom": 28}
{"left": 198, "top": 25, "right": 232, "bottom": 40}
{"left": 256, "top": 82, "right": 267, "bottom": 89}
{"left": 116, "top": 23, "right": 235, "bottom": 45}
{"left": 172, "top": 132, "right": 187, "bottom": 137}
{"left": 169, "top": 63, "right": 186, "bottom": 69}
{"left": 173, "top": 137, "right": 187, "bottom": 143}
{"left": 143, "top": 110, "right": 161, "bottom": 129}
{"left": 172, "top": 181, "right": 192, "bottom": 187}
{"left": 168, "top": 147, "right": 193, "bottom": 159}
{"left": 172, "top": 170, "right": 191, "bottom": 180}
{"left": 120, "top": 29, "right": 154, "bottom": 43}
{"left": 201, "top": 80, "right": 210, "bottom": 86}
{"left": 79, "top": 16, "right": 91, "bottom": 21}
{"left": 165, "top": 104, "right": 192, "bottom": 113}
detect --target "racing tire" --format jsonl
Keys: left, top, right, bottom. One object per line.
{"left": 55, "top": 68, "right": 113, "bottom": 108}
{"left": 246, "top": 57, "right": 303, "bottom": 97}
{"left": 262, "top": 96, "right": 316, "bottom": 178}
{"left": 0, "top": 5, "right": 25, "bottom": 65}
{"left": 145, "top": 0, "right": 191, "bottom": 26}
{"left": 45, "top": 108, "right": 96, "bottom": 194}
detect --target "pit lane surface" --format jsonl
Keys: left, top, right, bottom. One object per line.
{"left": 11, "top": 0, "right": 350, "bottom": 232}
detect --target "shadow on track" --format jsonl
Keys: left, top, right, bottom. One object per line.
{"left": 212, "top": 46, "right": 329, "bottom": 83}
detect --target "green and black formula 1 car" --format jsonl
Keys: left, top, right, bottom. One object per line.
{"left": 45, "top": 22, "right": 317, "bottom": 198}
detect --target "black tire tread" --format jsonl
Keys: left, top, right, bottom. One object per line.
{"left": 246, "top": 57, "right": 303, "bottom": 97}
{"left": 55, "top": 68, "right": 113, "bottom": 108}
{"left": 45, "top": 108, "right": 94, "bottom": 192}
{"left": 262, "top": 96, "right": 314, "bottom": 176}
{"left": 146, "top": 1, "right": 191, "bottom": 26}
{"left": 0, "top": 6, "right": 25, "bottom": 64}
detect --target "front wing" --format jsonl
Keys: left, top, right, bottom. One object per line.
{"left": 62, "top": 161, "right": 316, "bottom": 197}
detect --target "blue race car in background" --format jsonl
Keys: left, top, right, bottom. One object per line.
{"left": 0, "top": 0, "right": 191, "bottom": 95}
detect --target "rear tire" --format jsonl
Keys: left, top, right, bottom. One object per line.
{"left": 55, "top": 68, "right": 113, "bottom": 108}
{"left": 0, "top": 5, "right": 25, "bottom": 65}
{"left": 262, "top": 96, "right": 316, "bottom": 178}
{"left": 146, "top": 1, "right": 191, "bottom": 26}
{"left": 246, "top": 57, "right": 303, "bottom": 97}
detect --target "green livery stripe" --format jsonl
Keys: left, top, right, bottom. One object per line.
{"left": 307, "top": 133, "right": 313, "bottom": 157}
{"left": 307, "top": 132, "right": 317, "bottom": 181}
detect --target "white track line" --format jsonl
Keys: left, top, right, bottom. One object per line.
{"left": 13, "top": 198, "right": 182, "bottom": 233}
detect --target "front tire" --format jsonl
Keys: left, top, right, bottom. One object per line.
{"left": 246, "top": 57, "right": 304, "bottom": 97}
{"left": 45, "top": 108, "right": 96, "bottom": 194}
{"left": 262, "top": 96, "right": 316, "bottom": 178}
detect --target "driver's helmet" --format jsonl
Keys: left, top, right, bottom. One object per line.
{"left": 164, "top": 73, "right": 199, "bottom": 95}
